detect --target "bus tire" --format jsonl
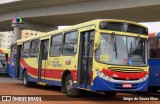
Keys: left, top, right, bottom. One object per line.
{"left": 23, "top": 71, "right": 33, "bottom": 87}
{"left": 65, "top": 74, "right": 79, "bottom": 97}
{"left": 104, "top": 91, "right": 117, "bottom": 97}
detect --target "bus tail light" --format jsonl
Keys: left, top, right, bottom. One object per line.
{"left": 95, "top": 69, "right": 112, "bottom": 81}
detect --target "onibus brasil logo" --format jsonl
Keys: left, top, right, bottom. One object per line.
{"left": 12, "top": 17, "right": 24, "bottom": 24}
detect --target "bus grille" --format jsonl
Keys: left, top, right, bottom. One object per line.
{"left": 108, "top": 67, "right": 144, "bottom": 73}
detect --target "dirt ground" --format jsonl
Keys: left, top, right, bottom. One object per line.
{"left": 0, "top": 76, "right": 160, "bottom": 104}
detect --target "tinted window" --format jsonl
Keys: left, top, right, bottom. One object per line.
{"left": 22, "top": 41, "right": 30, "bottom": 57}
{"left": 30, "top": 39, "right": 39, "bottom": 57}
{"left": 149, "top": 37, "right": 160, "bottom": 58}
{"left": 63, "top": 31, "right": 78, "bottom": 56}
{"left": 100, "top": 22, "right": 122, "bottom": 31}
{"left": 50, "top": 34, "right": 62, "bottom": 56}
{"left": 99, "top": 22, "right": 148, "bottom": 35}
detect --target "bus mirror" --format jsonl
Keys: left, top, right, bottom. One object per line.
{"left": 93, "top": 32, "right": 100, "bottom": 51}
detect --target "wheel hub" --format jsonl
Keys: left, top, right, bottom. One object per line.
{"left": 67, "top": 80, "right": 73, "bottom": 93}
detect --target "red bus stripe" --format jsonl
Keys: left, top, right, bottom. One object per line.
{"left": 21, "top": 58, "right": 77, "bottom": 81}
{"left": 102, "top": 69, "right": 147, "bottom": 80}
{"left": 0, "top": 49, "right": 3, "bottom": 53}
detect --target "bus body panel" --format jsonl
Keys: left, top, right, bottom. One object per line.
{"left": 148, "top": 59, "right": 160, "bottom": 86}
{"left": 8, "top": 58, "right": 16, "bottom": 78}
{"left": 92, "top": 76, "right": 148, "bottom": 91}
{"left": 148, "top": 33, "right": 160, "bottom": 89}
{"left": 7, "top": 19, "right": 149, "bottom": 92}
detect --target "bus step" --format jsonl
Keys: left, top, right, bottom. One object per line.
{"left": 15, "top": 78, "right": 21, "bottom": 80}
{"left": 37, "top": 82, "right": 47, "bottom": 86}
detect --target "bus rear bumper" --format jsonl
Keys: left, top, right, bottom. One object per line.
{"left": 92, "top": 76, "right": 148, "bottom": 92}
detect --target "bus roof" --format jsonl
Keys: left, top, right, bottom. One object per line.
{"left": 17, "top": 19, "right": 148, "bottom": 43}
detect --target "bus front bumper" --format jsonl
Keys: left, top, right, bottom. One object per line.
{"left": 92, "top": 76, "right": 148, "bottom": 92}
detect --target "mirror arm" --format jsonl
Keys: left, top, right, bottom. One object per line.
{"left": 93, "top": 30, "right": 100, "bottom": 51}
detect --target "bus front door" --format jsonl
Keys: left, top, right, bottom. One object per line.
{"left": 38, "top": 39, "right": 49, "bottom": 83}
{"left": 78, "top": 31, "right": 94, "bottom": 88}
{"left": 15, "top": 45, "right": 22, "bottom": 78}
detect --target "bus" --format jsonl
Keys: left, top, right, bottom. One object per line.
{"left": 7, "top": 44, "right": 17, "bottom": 78}
{"left": 148, "top": 32, "right": 160, "bottom": 93}
{"left": 8, "top": 19, "right": 149, "bottom": 96}
{"left": 0, "top": 48, "right": 10, "bottom": 73}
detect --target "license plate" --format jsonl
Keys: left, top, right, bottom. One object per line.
{"left": 122, "top": 84, "right": 132, "bottom": 88}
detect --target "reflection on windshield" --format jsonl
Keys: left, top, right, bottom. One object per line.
{"left": 127, "top": 37, "right": 146, "bottom": 66}
{"left": 95, "top": 33, "right": 147, "bottom": 66}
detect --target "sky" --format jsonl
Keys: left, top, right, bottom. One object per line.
{"left": 59, "top": 22, "right": 160, "bottom": 34}
{"left": 141, "top": 22, "right": 160, "bottom": 33}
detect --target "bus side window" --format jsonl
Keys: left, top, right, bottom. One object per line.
{"left": 22, "top": 41, "right": 30, "bottom": 57}
{"left": 149, "top": 38, "right": 157, "bottom": 58}
{"left": 50, "top": 34, "right": 62, "bottom": 56}
{"left": 63, "top": 31, "right": 78, "bottom": 56}
{"left": 30, "top": 39, "right": 39, "bottom": 57}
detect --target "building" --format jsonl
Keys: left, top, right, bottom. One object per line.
{"left": 0, "top": 31, "right": 14, "bottom": 48}
{"left": 0, "top": 32, "right": 3, "bottom": 47}
{"left": 0, "top": 30, "right": 43, "bottom": 48}
{"left": 21, "top": 30, "right": 43, "bottom": 39}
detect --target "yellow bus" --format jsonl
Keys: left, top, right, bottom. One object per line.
{"left": 8, "top": 19, "right": 149, "bottom": 97}
{"left": 0, "top": 48, "right": 10, "bottom": 73}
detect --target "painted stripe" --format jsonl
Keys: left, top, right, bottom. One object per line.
{"left": 0, "top": 49, "right": 3, "bottom": 53}
{"left": 102, "top": 68, "right": 147, "bottom": 80}
{"left": 149, "top": 33, "right": 156, "bottom": 37}
{"left": 148, "top": 32, "right": 160, "bottom": 37}
{"left": 8, "top": 57, "right": 10, "bottom": 63}
{"left": 21, "top": 58, "right": 78, "bottom": 81}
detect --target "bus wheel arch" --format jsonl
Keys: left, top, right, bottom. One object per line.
{"left": 61, "top": 70, "right": 71, "bottom": 93}
{"left": 22, "top": 68, "right": 33, "bottom": 87}
{"left": 61, "top": 70, "right": 79, "bottom": 97}
{"left": 65, "top": 74, "right": 79, "bottom": 97}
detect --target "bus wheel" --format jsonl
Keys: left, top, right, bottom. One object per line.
{"left": 65, "top": 74, "right": 79, "bottom": 97}
{"left": 23, "top": 71, "right": 32, "bottom": 87}
{"left": 104, "top": 91, "right": 117, "bottom": 97}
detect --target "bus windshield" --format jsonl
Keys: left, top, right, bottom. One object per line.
{"left": 95, "top": 33, "right": 147, "bottom": 66}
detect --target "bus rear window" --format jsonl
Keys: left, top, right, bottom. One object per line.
{"left": 99, "top": 22, "right": 148, "bottom": 35}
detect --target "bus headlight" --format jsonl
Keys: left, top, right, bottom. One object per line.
{"left": 95, "top": 69, "right": 112, "bottom": 81}
{"left": 139, "top": 75, "right": 148, "bottom": 82}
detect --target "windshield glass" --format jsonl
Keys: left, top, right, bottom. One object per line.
{"left": 95, "top": 33, "right": 147, "bottom": 66}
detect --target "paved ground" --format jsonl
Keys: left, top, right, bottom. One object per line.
{"left": 0, "top": 74, "right": 160, "bottom": 104}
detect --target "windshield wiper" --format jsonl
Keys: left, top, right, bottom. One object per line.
{"left": 111, "top": 32, "right": 118, "bottom": 58}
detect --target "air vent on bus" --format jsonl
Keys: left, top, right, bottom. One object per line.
{"left": 108, "top": 67, "right": 144, "bottom": 73}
